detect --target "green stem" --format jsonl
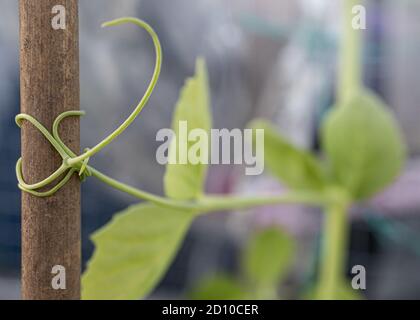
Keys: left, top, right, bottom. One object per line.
{"left": 317, "top": 202, "right": 349, "bottom": 299}
{"left": 339, "top": 0, "right": 363, "bottom": 104}
{"left": 315, "top": 0, "right": 364, "bottom": 300}
{"left": 89, "top": 166, "right": 328, "bottom": 212}
{"left": 197, "top": 193, "right": 327, "bottom": 212}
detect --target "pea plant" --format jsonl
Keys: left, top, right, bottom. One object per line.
{"left": 16, "top": 10, "right": 405, "bottom": 300}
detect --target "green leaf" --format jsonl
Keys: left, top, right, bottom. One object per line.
{"left": 243, "top": 228, "right": 295, "bottom": 286}
{"left": 189, "top": 274, "right": 248, "bottom": 300}
{"left": 82, "top": 203, "right": 193, "bottom": 300}
{"left": 322, "top": 91, "right": 406, "bottom": 200}
{"left": 164, "top": 58, "right": 212, "bottom": 200}
{"left": 250, "top": 120, "right": 326, "bottom": 191}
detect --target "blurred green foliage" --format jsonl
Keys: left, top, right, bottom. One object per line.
{"left": 190, "top": 228, "right": 295, "bottom": 300}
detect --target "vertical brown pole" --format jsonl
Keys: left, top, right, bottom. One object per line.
{"left": 19, "top": 0, "right": 80, "bottom": 299}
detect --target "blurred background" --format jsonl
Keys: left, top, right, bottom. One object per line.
{"left": 1, "top": 0, "right": 420, "bottom": 299}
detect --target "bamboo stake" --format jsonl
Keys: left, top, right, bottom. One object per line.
{"left": 19, "top": 0, "right": 80, "bottom": 299}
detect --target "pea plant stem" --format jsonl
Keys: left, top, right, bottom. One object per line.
{"left": 339, "top": 0, "right": 363, "bottom": 104}
{"left": 89, "top": 167, "right": 328, "bottom": 212}
{"left": 316, "top": 0, "right": 363, "bottom": 299}
{"left": 317, "top": 202, "right": 350, "bottom": 299}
